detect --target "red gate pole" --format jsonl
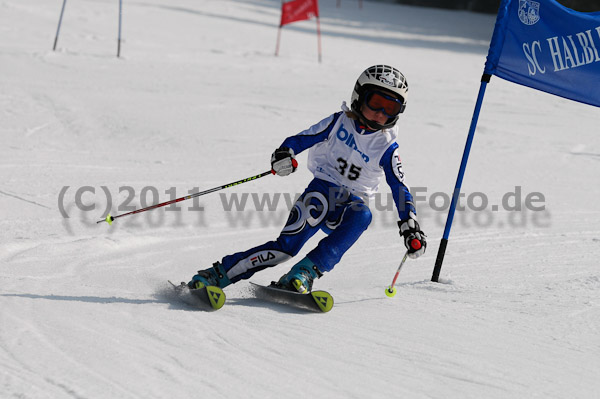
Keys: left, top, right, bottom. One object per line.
{"left": 316, "top": 15, "right": 322, "bottom": 63}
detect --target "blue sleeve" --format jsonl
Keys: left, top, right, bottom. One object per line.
{"left": 280, "top": 112, "right": 342, "bottom": 155}
{"left": 380, "top": 143, "right": 416, "bottom": 220}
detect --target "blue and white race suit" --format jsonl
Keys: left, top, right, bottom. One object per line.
{"left": 221, "top": 104, "right": 416, "bottom": 283}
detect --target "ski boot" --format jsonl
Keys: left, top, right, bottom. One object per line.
{"left": 273, "top": 257, "right": 322, "bottom": 294}
{"left": 188, "top": 262, "right": 231, "bottom": 290}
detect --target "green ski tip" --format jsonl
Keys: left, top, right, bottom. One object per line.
{"left": 206, "top": 286, "right": 226, "bottom": 310}
{"left": 311, "top": 291, "right": 334, "bottom": 312}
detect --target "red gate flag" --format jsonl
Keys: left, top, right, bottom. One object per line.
{"left": 280, "top": 0, "right": 319, "bottom": 27}
{"left": 275, "top": 0, "right": 322, "bottom": 62}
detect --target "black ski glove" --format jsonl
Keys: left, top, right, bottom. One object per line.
{"left": 398, "top": 216, "right": 426, "bottom": 259}
{"left": 271, "top": 147, "right": 297, "bottom": 176}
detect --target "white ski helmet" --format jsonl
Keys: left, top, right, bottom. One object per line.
{"left": 350, "top": 65, "right": 408, "bottom": 130}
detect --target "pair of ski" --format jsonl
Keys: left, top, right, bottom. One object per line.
{"left": 168, "top": 281, "right": 333, "bottom": 313}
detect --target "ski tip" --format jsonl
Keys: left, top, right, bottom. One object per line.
{"left": 205, "top": 286, "right": 226, "bottom": 310}
{"left": 311, "top": 291, "right": 334, "bottom": 312}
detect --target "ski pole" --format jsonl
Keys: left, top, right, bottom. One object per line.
{"left": 385, "top": 250, "right": 409, "bottom": 298}
{"left": 97, "top": 170, "right": 273, "bottom": 225}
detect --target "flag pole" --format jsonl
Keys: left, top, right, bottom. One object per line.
{"left": 275, "top": 25, "right": 283, "bottom": 56}
{"left": 431, "top": 73, "right": 491, "bottom": 282}
{"left": 316, "top": 16, "right": 322, "bottom": 63}
{"left": 53, "top": 0, "right": 68, "bottom": 51}
{"left": 117, "top": 0, "right": 123, "bottom": 57}
{"left": 275, "top": 0, "right": 283, "bottom": 56}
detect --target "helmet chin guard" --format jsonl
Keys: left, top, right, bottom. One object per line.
{"left": 350, "top": 65, "right": 408, "bottom": 130}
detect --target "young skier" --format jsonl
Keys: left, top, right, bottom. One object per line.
{"left": 188, "top": 65, "right": 426, "bottom": 294}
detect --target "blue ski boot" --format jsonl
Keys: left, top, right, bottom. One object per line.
{"left": 188, "top": 262, "right": 231, "bottom": 290}
{"left": 274, "top": 257, "right": 323, "bottom": 294}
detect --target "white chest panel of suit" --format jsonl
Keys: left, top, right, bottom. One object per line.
{"left": 306, "top": 112, "right": 398, "bottom": 197}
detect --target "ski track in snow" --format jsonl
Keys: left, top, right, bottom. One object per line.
{"left": 1, "top": 0, "right": 599, "bottom": 398}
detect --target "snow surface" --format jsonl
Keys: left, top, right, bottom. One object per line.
{"left": 1, "top": 0, "right": 599, "bottom": 398}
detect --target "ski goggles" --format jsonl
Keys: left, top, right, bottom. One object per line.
{"left": 364, "top": 90, "right": 405, "bottom": 117}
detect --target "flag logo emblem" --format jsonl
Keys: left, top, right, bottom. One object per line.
{"left": 518, "top": 0, "right": 540, "bottom": 26}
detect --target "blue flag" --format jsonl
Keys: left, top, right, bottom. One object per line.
{"left": 484, "top": 0, "right": 600, "bottom": 107}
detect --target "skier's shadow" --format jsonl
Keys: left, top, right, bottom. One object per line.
{"left": 226, "top": 297, "right": 321, "bottom": 315}
{"left": 0, "top": 293, "right": 166, "bottom": 305}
